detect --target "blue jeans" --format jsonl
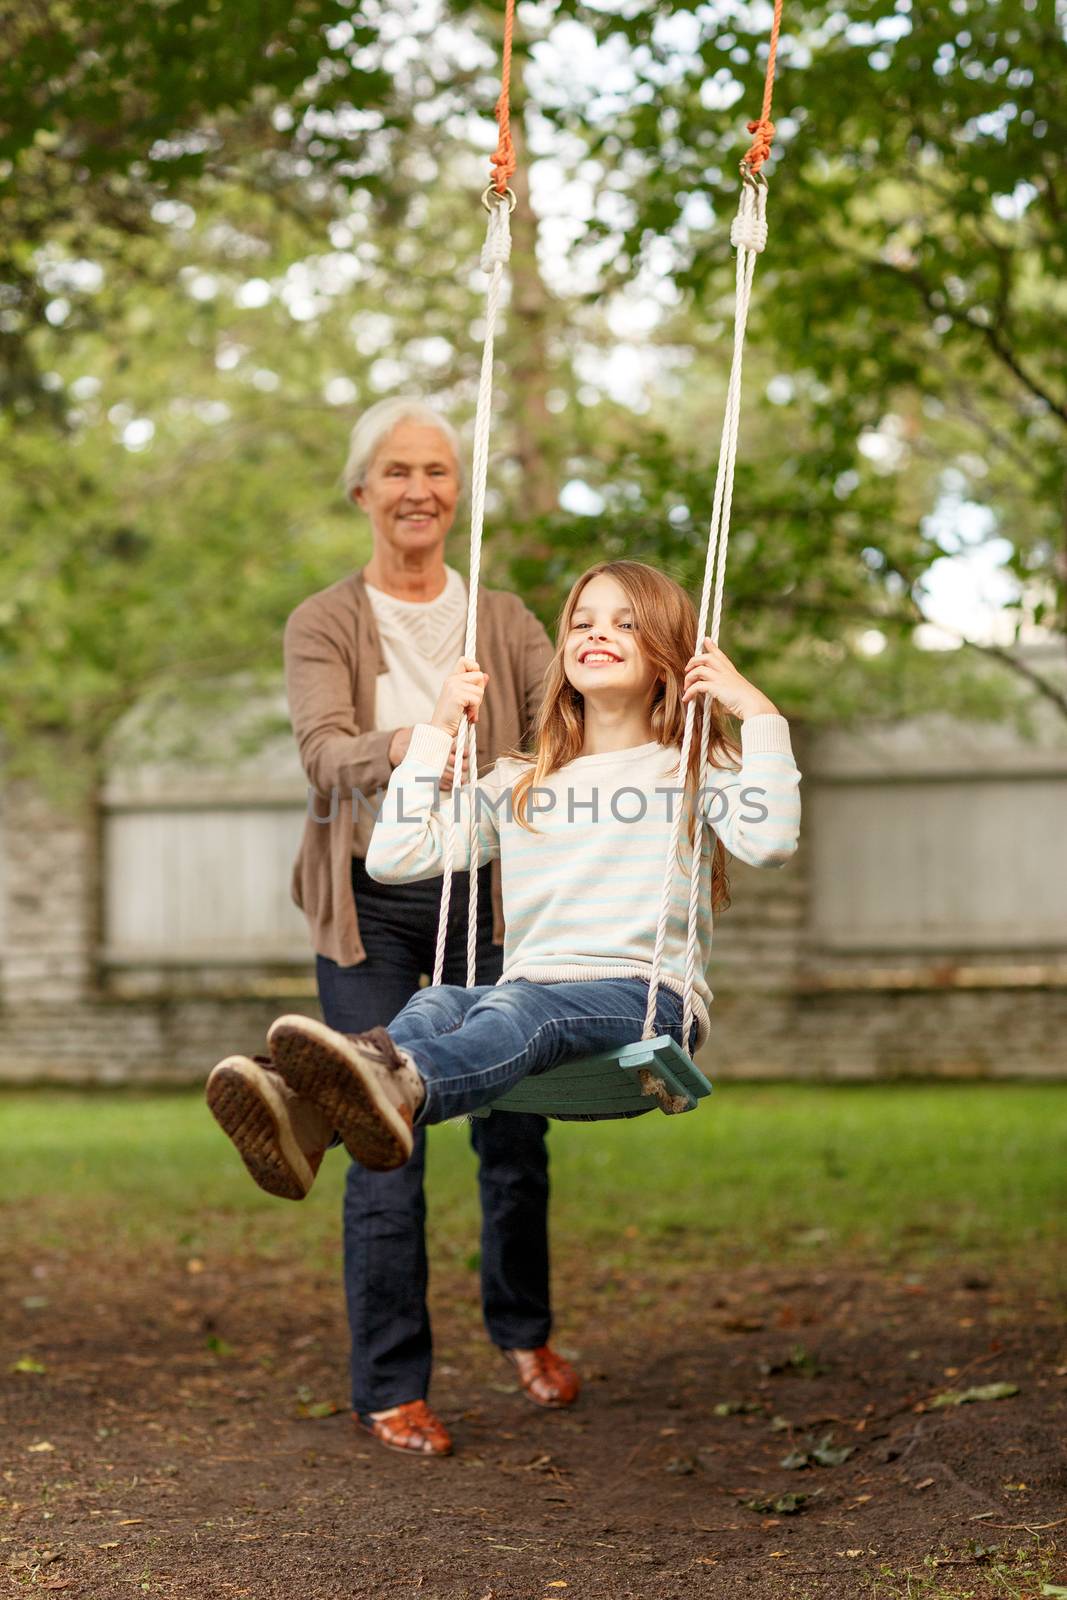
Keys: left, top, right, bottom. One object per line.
{"left": 392, "top": 978, "right": 687, "bottom": 1124}
{"left": 317, "top": 859, "right": 551, "bottom": 1416}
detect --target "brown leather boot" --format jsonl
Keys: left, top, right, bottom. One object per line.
{"left": 267, "top": 1015, "right": 423, "bottom": 1173}
{"left": 205, "top": 1055, "right": 332, "bottom": 1200}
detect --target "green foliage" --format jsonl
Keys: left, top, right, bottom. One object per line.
{"left": 1, "top": 0, "right": 1063, "bottom": 773}
{"left": 551, "top": 0, "right": 1066, "bottom": 664}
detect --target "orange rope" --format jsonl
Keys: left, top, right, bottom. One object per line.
{"left": 741, "top": 0, "right": 783, "bottom": 177}
{"left": 489, "top": 0, "right": 517, "bottom": 194}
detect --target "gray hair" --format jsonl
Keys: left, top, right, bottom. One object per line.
{"left": 341, "top": 397, "right": 463, "bottom": 500}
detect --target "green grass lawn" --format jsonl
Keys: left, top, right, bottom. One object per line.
{"left": 4, "top": 1083, "right": 1064, "bottom": 1276}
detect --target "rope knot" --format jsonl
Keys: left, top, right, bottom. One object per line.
{"left": 742, "top": 115, "right": 776, "bottom": 177}
{"left": 480, "top": 200, "right": 512, "bottom": 272}
{"left": 730, "top": 185, "right": 769, "bottom": 254}
{"left": 726, "top": 208, "right": 767, "bottom": 254}
{"left": 490, "top": 90, "right": 517, "bottom": 196}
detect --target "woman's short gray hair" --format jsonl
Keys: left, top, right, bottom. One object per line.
{"left": 342, "top": 397, "right": 463, "bottom": 500}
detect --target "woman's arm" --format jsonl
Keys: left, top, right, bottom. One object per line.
{"left": 365, "top": 724, "right": 506, "bottom": 884}
{"left": 284, "top": 602, "right": 395, "bottom": 798}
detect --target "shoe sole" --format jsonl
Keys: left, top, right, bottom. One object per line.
{"left": 205, "top": 1057, "right": 313, "bottom": 1201}
{"left": 267, "top": 1015, "right": 414, "bottom": 1173}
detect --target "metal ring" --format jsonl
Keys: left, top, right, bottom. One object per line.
{"left": 481, "top": 184, "right": 518, "bottom": 214}
{"left": 739, "top": 161, "right": 768, "bottom": 190}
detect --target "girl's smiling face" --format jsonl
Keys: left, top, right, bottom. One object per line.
{"left": 563, "top": 572, "right": 660, "bottom": 703}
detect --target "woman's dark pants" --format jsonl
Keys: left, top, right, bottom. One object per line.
{"left": 316, "top": 859, "right": 551, "bottom": 1416}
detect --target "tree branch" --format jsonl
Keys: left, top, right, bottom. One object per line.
{"left": 736, "top": 592, "right": 1067, "bottom": 724}
{"left": 869, "top": 257, "right": 1067, "bottom": 428}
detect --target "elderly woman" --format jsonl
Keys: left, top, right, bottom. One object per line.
{"left": 208, "top": 397, "right": 577, "bottom": 1457}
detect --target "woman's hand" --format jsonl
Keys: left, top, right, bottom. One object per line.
{"left": 682, "top": 639, "right": 779, "bottom": 721}
{"left": 390, "top": 725, "right": 468, "bottom": 790}
{"left": 431, "top": 656, "right": 489, "bottom": 738}
{"left": 388, "top": 727, "right": 413, "bottom": 768}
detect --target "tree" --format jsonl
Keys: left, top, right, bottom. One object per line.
{"left": 538, "top": 0, "right": 1067, "bottom": 717}
{"left": 0, "top": 0, "right": 404, "bottom": 414}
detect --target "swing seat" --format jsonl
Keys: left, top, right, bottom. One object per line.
{"left": 475, "top": 1034, "right": 713, "bottom": 1120}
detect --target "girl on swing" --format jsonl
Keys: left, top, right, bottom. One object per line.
{"left": 209, "top": 559, "right": 800, "bottom": 1175}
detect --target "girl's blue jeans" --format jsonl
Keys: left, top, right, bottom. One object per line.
{"left": 391, "top": 977, "right": 687, "bottom": 1124}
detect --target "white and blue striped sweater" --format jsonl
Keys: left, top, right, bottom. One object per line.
{"left": 366, "top": 714, "right": 801, "bottom": 1047}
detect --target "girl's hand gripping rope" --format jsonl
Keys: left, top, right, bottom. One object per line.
{"left": 431, "top": 656, "right": 490, "bottom": 738}
{"left": 682, "top": 638, "right": 779, "bottom": 722}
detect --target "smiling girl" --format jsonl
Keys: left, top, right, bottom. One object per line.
{"left": 229, "top": 560, "right": 801, "bottom": 1169}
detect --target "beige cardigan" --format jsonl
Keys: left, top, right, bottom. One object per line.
{"left": 285, "top": 568, "right": 553, "bottom": 967}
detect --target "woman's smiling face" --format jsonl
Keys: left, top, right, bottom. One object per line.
{"left": 353, "top": 421, "right": 460, "bottom": 559}
{"left": 563, "top": 572, "right": 659, "bottom": 703}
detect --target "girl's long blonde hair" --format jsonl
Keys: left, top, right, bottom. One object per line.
{"left": 512, "top": 561, "right": 740, "bottom": 911}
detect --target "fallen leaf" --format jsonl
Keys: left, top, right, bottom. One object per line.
{"left": 745, "top": 1492, "right": 810, "bottom": 1516}
{"left": 812, "top": 1436, "right": 854, "bottom": 1468}
{"left": 98, "top": 1543, "right": 120, "bottom": 1550}
{"left": 780, "top": 1432, "right": 854, "bottom": 1470}
{"left": 27, "top": 1442, "right": 55, "bottom": 1454}
{"left": 914, "top": 1477, "right": 935, "bottom": 1491}
{"left": 665, "top": 1456, "right": 698, "bottom": 1476}
{"left": 10, "top": 1357, "right": 46, "bottom": 1375}
{"left": 713, "top": 1400, "right": 761, "bottom": 1417}
{"left": 931, "top": 1383, "right": 1019, "bottom": 1409}
{"left": 298, "top": 1400, "right": 342, "bottom": 1420}
{"left": 546, "top": 1584, "right": 569, "bottom": 1590}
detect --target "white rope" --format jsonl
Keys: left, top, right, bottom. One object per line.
{"left": 643, "top": 181, "right": 768, "bottom": 1048}
{"left": 431, "top": 197, "right": 512, "bottom": 989}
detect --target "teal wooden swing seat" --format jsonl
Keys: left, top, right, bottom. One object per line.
{"left": 479, "top": 1035, "right": 712, "bottom": 1119}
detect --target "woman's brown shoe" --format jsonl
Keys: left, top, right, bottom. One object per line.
{"left": 504, "top": 1345, "right": 581, "bottom": 1408}
{"left": 357, "top": 1400, "right": 453, "bottom": 1457}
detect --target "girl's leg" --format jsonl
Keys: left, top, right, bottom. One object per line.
{"left": 271, "top": 981, "right": 683, "bottom": 1173}
{"left": 405, "top": 978, "right": 684, "bottom": 1124}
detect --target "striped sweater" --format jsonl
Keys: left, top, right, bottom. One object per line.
{"left": 365, "top": 714, "right": 801, "bottom": 1047}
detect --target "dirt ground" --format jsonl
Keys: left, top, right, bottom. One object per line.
{"left": 2, "top": 1243, "right": 1065, "bottom": 1600}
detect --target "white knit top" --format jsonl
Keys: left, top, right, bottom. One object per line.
{"left": 366, "top": 715, "right": 802, "bottom": 1047}
{"left": 357, "top": 566, "right": 467, "bottom": 853}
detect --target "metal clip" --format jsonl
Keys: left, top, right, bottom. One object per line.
{"left": 481, "top": 184, "right": 518, "bottom": 214}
